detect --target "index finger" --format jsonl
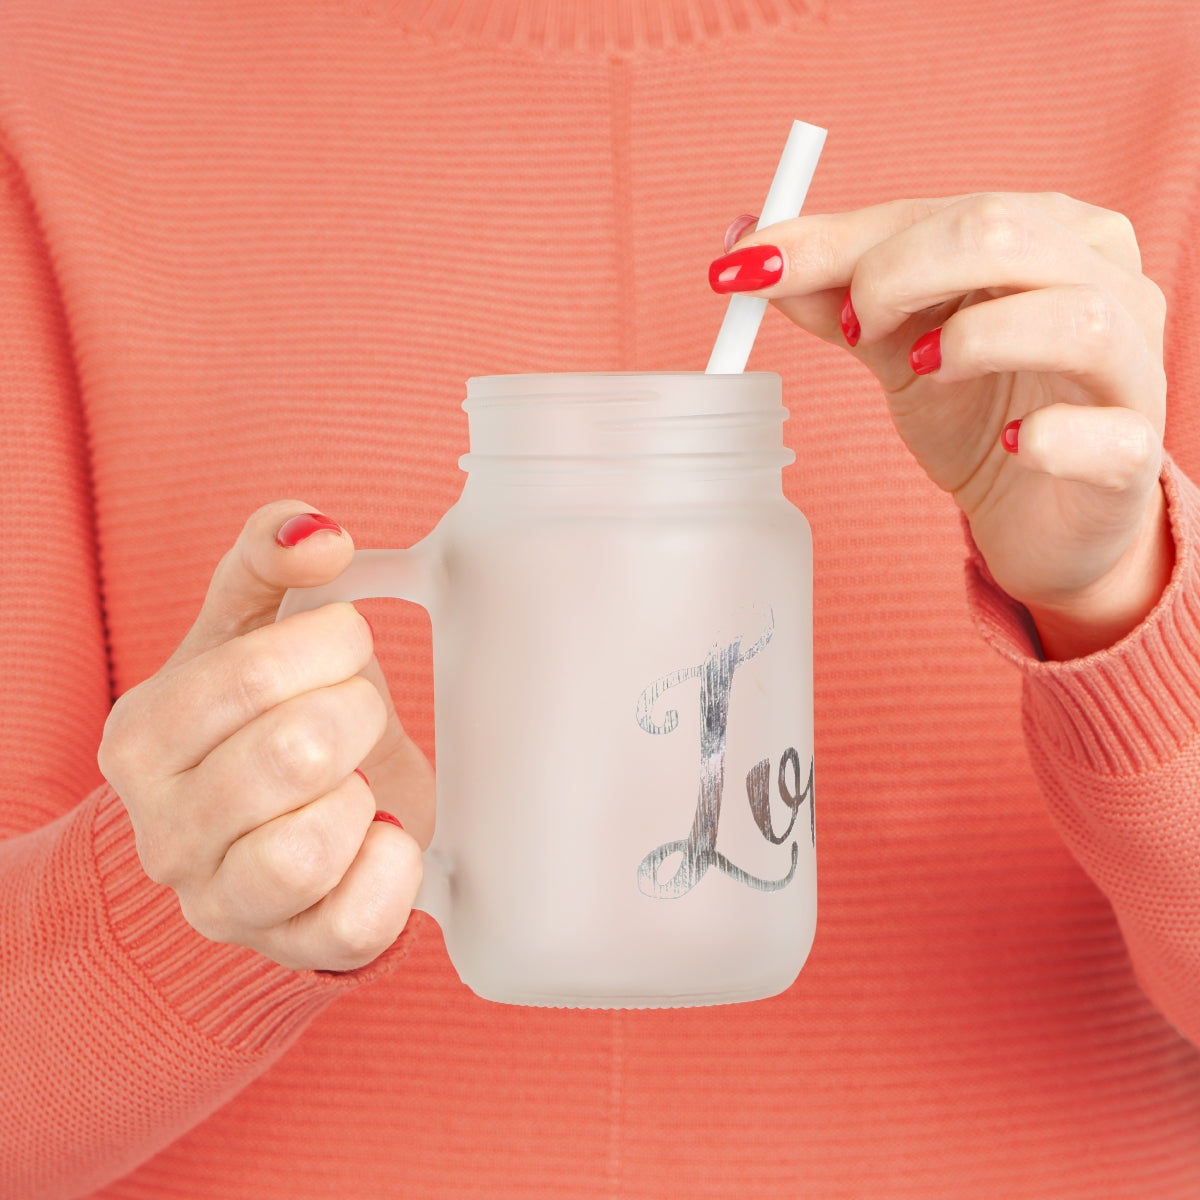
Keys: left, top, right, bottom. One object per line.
{"left": 730, "top": 191, "right": 1143, "bottom": 298}
{"left": 130, "top": 601, "right": 374, "bottom": 777}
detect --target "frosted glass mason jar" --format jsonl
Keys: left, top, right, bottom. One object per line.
{"left": 279, "top": 372, "right": 815, "bottom": 1008}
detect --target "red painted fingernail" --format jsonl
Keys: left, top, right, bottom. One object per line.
{"left": 275, "top": 512, "right": 343, "bottom": 548}
{"left": 372, "top": 810, "right": 404, "bottom": 830}
{"left": 839, "top": 290, "right": 860, "bottom": 347}
{"left": 910, "top": 327, "right": 942, "bottom": 375}
{"left": 1002, "top": 419, "right": 1022, "bottom": 453}
{"left": 708, "top": 244, "right": 784, "bottom": 293}
{"left": 354, "top": 768, "right": 370, "bottom": 787}
{"left": 722, "top": 213, "right": 759, "bottom": 253}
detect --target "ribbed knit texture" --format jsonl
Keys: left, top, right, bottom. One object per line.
{"left": 969, "top": 460, "right": 1200, "bottom": 775}
{"left": 1, "top": 1, "right": 1199, "bottom": 1197}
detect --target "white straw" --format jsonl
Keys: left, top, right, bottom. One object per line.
{"left": 705, "top": 120, "right": 827, "bottom": 374}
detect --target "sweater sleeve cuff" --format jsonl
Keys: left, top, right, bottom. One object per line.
{"left": 964, "top": 455, "right": 1200, "bottom": 775}
{"left": 91, "top": 783, "right": 420, "bottom": 1058}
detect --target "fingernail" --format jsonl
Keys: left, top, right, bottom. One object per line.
{"left": 275, "top": 512, "right": 343, "bottom": 548}
{"left": 839, "top": 290, "right": 861, "bottom": 347}
{"left": 722, "top": 213, "right": 759, "bottom": 254}
{"left": 1002, "top": 419, "right": 1022, "bottom": 453}
{"left": 910, "top": 327, "right": 942, "bottom": 375}
{"left": 708, "top": 244, "right": 784, "bottom": 293}
{"left": 354, "top": 768, "right": 370, "bottom": 787}
{"left": 372, "top": 810, "right": 404, "bottom": 830}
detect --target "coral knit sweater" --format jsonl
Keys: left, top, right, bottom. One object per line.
{"left": 2, "top": 1, "right": 1200, "bottom": 1197}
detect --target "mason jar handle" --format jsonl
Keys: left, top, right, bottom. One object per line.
{"left": 275, "top": 544, "right": 452, "bottom": 930}
{"left": 276, "top": 546, "right": 434, "bottom": 617}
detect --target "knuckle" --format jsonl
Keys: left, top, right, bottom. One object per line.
{"left": 134, "top": 825, "right": 186, "bottom": 887}
{"left": 97, "top": 688, "right": 148, "bottom": 782}
{"left": 178, "top": 889, "right": 245, "bottom": 948}
{"left": 346, "top": 673, "right": 388, "bottom": 734}
{"left": 231, "top": 645, "right": 288, "bottom": 716}
{"left": 258, "top": 814, "right": 341, "bottom": 899}
{"left": 1062, "top": 286, "right": 1118, "bottom": 348}
{"left": 325, "top": 903, "right": 393, "bottom": 968}
{"left": 1086, "top": 415, "right": 1160, "bottom": 492}
{"left": 789, "top": 223, "right": 840, "bottom": 280}
{"left": 1032, "top": 190, "right": 1077, "bottom": 226}
{"left": 1100, "top": 208, "right": 1138, "bottom": 252}
{"left": 847, "top": 256, "right": 894, "bottom": 322}
{"left": 1093, "top": 458, "right": 1144, "bottom": 494}
{"left": 176, "top": 888, "right": 220, "bottom": 940}
{"left": 396, "top": 835, "right": 425, "bottom": 895}
{"left": 1141, "top": 276, "right": 1168, "bottom": 324}
{"left": 331, "top": 603, "right": 376, "bottom": 670}
{"left": 948, "top": 315, "right": 990, "bottom": 371}
{"left": 962, "top": 194, "right": 1030, "bottom": 262}
{"left": 1081, "top": 204, "right": 1143, "bottom": 272}
{"left": 1116, "top": 414, "right": 1161, "bottom": 475}
{"left": 261, "top": 710, "right": 337, "bottom": 789}
{"left": 95, "top": 725, "right": 125, "bottom": 785}
{"left": 904, "top": 195, "right": 946, "bottom": 227}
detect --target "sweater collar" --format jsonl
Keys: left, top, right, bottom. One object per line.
{"left": 372, "top": 0, "right": 826, "bottom": 52}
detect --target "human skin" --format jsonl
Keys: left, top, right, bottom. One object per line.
{"left": 100, "top": 192, "right": 1170, "bottom": 972}
{"left": 98, "top": 500, "right": 434, "bottom": 973}
{"left": 711, "top": 192, "right": 1172, "bottom": 662}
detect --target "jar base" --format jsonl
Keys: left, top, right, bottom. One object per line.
{"left": 462, "top": 974, "right": 802, "bottom": 1010}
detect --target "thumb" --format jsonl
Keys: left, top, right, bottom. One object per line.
{"left": 167, "top": 500, "right": 356, "bottom": 669}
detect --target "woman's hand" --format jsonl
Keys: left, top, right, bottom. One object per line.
{"left": 98, "top": 501, "right": 433, "bottom": 972}
{"left": 711, "top": 193, "right": 1172, "bottom": 659}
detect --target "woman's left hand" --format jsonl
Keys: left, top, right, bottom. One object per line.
{"left": 711, "top": 192, "right": 1172, "bottom": 659}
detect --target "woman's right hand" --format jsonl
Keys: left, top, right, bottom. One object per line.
{"left": 98, "top": 501, "right": 433, "bottom": 972}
